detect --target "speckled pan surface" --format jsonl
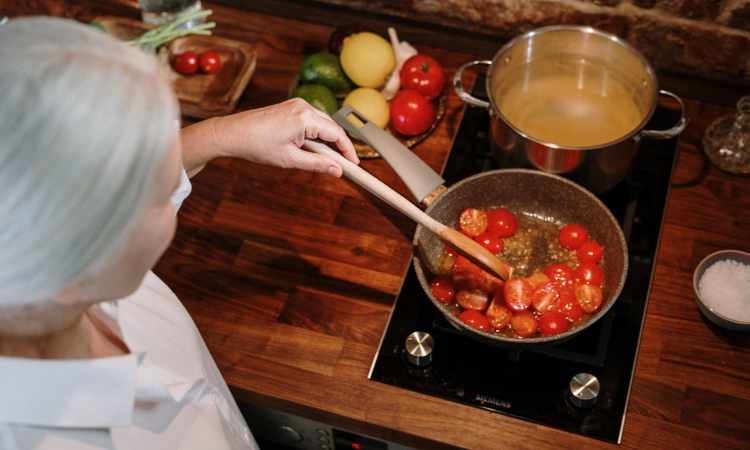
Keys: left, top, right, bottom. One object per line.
{"left": 413, "top": 169, "right": 628, "bottom": 345}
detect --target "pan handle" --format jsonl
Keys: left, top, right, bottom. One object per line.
{"left": 303, "top": 140, "right": 447, "bottom": 234}
{"left": 640, "top": 90, "right": 688, "bottom": 140}
{"left": 453, "top": 60, "right": 492, "bottom": 109}
{"left": 332, "top": 105, "right": 445, "bottom": 204}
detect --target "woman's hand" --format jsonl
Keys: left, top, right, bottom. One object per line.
{"left": 211, "top": 98, "right": 358, "bottom": 176}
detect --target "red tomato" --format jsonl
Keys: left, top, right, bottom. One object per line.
{"left": 559, "top": 224, "right": 589, "bottom": 250}
{"left": 400, "top": 54, "right": 446, "bottom": 99}
{"left": 538, "top": 311, "right": 571, "bottom": 336}
{"left": 430, "top": 277, "right": 455, "bottom": 304}
{"left": 503, "top": 278, "right": 532, "bottom": 312}
{"left": 444, "top": 244, "right": 457, "bottom": 257}
{"left": 558, "top": 298, "right": 584, "bottom": 322}
{"left": 531, "top": 281, "right": 561, "bottom": 313}
{"left": 577, "top": 240, "right": 604, "bottom": 264}
{"left": 543, "top": 263, "right": 575, "bottom": 285}
{"left": 390, "top": 89, "right": 436, "bottom": 136}
{"left": 486, "top": 208, "right": 518, "bottom": 238}
{"left": 486, "top": 299, "right": 512, "bottom": 329}
{"left": 575, "top": 262, "right": 604, "bottom": 286}
{"left": 474, "top": 232, "right": 504, "bottom": 254}
{"left": 575, "top": 284, "right": 603, "bottom": 313}
{"left": 198, "top": 50, "right": 221, "bottom": 74}
{"left": 459, "top": 310, "right": 490, "bottom": 331}
{"left": 173, "top": 51, "right": 198, "bottom": 74}
{"left": 452, "top": 255, "right": 501, "bottom": 294}
{"left": 458, "top": 208, "right": 488, "bottom": 237}
{"left": 526, "top": 271, "right": 550, "bottom": 289}
{"left": 456, "top": 289, "right": 489, "bottom": 311}
{"left": 511, "top": 312, "right": 538, "bottom": 338}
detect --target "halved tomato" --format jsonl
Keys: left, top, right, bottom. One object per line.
{"left": 459, "top": 208, "right": 488, "bottom": 237}
{"left": 459, "top": 309, "right": 490, "bottom": 331}
{"left": 531, "top": 281, "right": 561, "bottom": 312}
{"left": 538, "top": 311, "right": 571, "bottom": 336}
{"left": 486, "top": 208, "right": 518, "bottom": 238}
{"left": 511, "top": 312, "right": 538, "bottom": 338}
{"left": 456, "top": 289, "right": 489, "bottom": 311}
{"left": 503, "top": 278, "right": 532, "bottom": 312}
{"left": 558, "top": 298, "right": 584, "bottom": 322}
{"left": 526, "top": 271, "right": 550, "bottom": 289}
{"left": 429, "top": 277, "right": 455, "bottom": 304}
{"left": 575, "top": 284, "right": 603, "bottom": 313}
{"left": 452, "top": 255, "right": 502, "bottom": 294}
{"left": 543, "top": 263, "right": 575, "bottom": 285}
{"left": 486, "top": 299, "right": 512, "bottom": 329}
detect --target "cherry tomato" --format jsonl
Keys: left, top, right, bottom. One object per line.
{"left": 199, "top": 50, "right": 222, "bottom": 74}
{"left": 574, "top": 262, "right": 604, "bottom": 286}
{"left": 575, "top": 284, "right": 603, "bottom": 313}
{"left": 390, "top": 89, "right": 436, "bottom": 136}
{"left": 577, "top": 240, "right": 604, "bottom": 264}
{"left": 458, "top": 208, "right": 488, "bottom": 237}
{"left": 430, "top": 277, "right": 455, "bottom": 304}
{"left": 559, "top": 224, "right": 589, "bottom": 250}
{"left": 511, "top": 312, "right": 538, "bottom": 338}
{"left": 486, "top": 299, "right": 512, "bottom": 329}
{"left": 474, "top": 231, "right": 504, "bottom": 254}
{"left": 399, "top": 54, "right": 446, "bottom": 99}
{"left": 538, "top": 311, "right": 571, "bottom": 336}
{"left": 486, "top": 208, "right": 518, "bottom": 238}
{"left": 504, "top": 278, "right": 532, "bottom": 312}
{"left": 456, "top": 289, "right": 489, "bottom": 311}
{"left": 173, "top": 51, "right": 198, "bottom": 74}
{"left": 558, "top": 298, "right": 584, "bottom": 322}
{"left": 526, "top": 271, "right": 551, "bottom": 289}
{"left": 444, "top": 245, "right": 457, "bottom": 257}
{"left": 543, "top": 263, "right": 575, "bottom": 285}
{"left": 452, "top": 255, "right": 500, "bottom": 294}
{"left": 459, "top": 309, "right": 490, "bottom": 331}
{"left": 531, "top": 281, "right": 561, "bottom": 312}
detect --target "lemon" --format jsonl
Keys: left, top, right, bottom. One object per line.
{"left": 340, "top": 32, "right": 395, "bottom": 88}
{"left": 343, "top": 88, "right": 389, "bottom": 128}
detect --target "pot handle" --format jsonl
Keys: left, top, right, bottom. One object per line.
{"left": 453, "top": 60, "right": 492, "bottom": 109}
{"left": 640, "top": 90, "right": 688, "bottom": 140}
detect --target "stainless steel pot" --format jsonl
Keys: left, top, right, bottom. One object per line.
{"left": 454, "top": 26, "right": 687, "bottom": 193}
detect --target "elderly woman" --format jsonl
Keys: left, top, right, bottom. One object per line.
{"left": 0, "top": 17, "right": 358, "bottom": 450}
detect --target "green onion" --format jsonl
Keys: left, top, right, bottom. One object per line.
{"left": 127, "top": 9, "right": 216, "bottom": 52}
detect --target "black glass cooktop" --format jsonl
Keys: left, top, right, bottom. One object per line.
{"left": 369, "top": 75, "right": 680, "bottom": 443}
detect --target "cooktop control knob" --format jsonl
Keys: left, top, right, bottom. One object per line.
{"left": 404, "top": 331, "right": 433, "bottom": 367}
{"left": 569, "top": 373, "right": 600, "bottom": 408}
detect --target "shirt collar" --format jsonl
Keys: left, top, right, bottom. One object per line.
{"left": 0, "top": 352, "right": 142, "bottom": 428}
{"left": 0, "top": 294, "right": 187, "bottom": 429}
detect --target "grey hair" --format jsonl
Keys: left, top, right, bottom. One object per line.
{"left": 0, "top": 17, "right": 178, "bottom": 308}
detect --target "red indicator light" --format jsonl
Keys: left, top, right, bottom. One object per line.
{"left": 351, "top": 443, "right": 362, "bottom": 450}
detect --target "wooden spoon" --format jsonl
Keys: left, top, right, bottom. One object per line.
{"left": 304, "top": 140, "right": 513, "bottom": 281}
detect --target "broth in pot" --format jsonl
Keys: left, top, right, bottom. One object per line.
{"left": 496, "top": 61, "right": 645, "bottom": 148}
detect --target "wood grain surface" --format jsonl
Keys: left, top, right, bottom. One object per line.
{"left": 3, "top": 1, "right": 750, "bottom": 449}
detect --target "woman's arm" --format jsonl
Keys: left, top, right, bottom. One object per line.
{"left": 179, "top": 98, "right": 358, "bottom": 178}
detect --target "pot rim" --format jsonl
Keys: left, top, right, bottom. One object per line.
{"left": 485, "top": 25, "right": 660, "bottom": 151}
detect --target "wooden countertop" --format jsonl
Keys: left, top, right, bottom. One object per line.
{"left": 5, "top": 1, "right": 750, "bottom": 448}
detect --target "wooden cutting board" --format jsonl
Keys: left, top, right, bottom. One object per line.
{"left": 95, "top": 16, "right": 257, "bottom": 118}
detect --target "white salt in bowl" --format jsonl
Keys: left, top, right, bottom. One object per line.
{"left": 693, "top": 250, "right": 750, "bottom": 332}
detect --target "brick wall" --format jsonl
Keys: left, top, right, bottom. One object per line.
{"left": 315, "top": 0, "right": 750, "bottom": 83}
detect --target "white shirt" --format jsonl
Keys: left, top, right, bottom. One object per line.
{"left": 0, "top": 170, "right": 259, "bottom": 450}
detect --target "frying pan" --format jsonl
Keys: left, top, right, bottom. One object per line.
{"left": 313, "top": 106, "right": 628, "bottom": 345}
